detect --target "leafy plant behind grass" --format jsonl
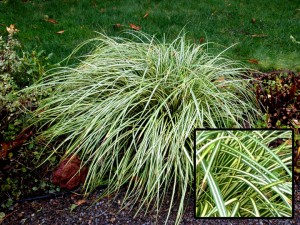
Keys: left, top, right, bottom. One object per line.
{"left": 0, "top": 32, "right": 52, "bottom": 88}
{"left": 0, "top": 32, "right": 51, "bottom": 142}
{"left": 195, "top": 130, "right": 292, "bottom": 217}
{"left": 28, "top": 31, "right": 261, "bottom": 224}
{"left": 0, "top": 33, "right": 59, "bottom": 209}
{"left": 250, "top": 70, "right": 300, "bottom": 181}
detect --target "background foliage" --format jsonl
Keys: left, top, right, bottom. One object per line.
{"left": 0, "top": 33, "right": 59, "bottom": 211}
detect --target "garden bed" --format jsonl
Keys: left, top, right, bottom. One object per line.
{"left": 1, "top": 69, "right": 299, "bottom": 224}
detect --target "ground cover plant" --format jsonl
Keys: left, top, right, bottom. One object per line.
{"left": 25, "top": 31, "right": 261, "bottom": 224}
{"left": 195, "top": 129, "right": 293, "bottom": 217}
{"left": 0, "top": 31, "right": 60, "bottom": 216}
{"left": 0, "top": 0, "right": 299, "bottom": 71}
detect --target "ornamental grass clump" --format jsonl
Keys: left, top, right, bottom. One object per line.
{"left": 195, "top": 130, "right": 292, "bottom": 218}
{"left": 29, "top": 32, "right": 261, "bottom": 223}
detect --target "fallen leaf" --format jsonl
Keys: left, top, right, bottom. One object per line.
{"left": 290, "top": 35, "right": 300, "bottom": 44}
{"left": 250, "top": 34, "right": 268, "bottom": 37}
{"left": 143, "top": 12, "right": 149, "bottom": 18}
{"left": 56, "top": 30, "right": 65, "bottom": 34}
{"left": 75, "top": 199, "right": 86, "bottom": 206}
{"left": 199, "top": 37, "right": 205, "bottom": 43}
{"left": 0, "top": 128, "right": 33, "bottom": 158}
{"left": 46, "top": 18, "right": 58, "bottom": 24}
{"left": 129, "top": 23, "right": 141, "bottom": 31}
{"left": 114, "top": 23, "right": 122, "bottom": 29}
{"left": 247, "top": 59, "right": 259, "bottom": 64}
{"left": 6, "top": 24, "right": 19, "bottom": 34}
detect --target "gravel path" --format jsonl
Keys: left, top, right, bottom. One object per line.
{"left": 1, "top": 183, "right": 298, "bottom": 225}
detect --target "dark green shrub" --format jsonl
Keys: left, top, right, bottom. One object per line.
{"left": 0, "top": 33, "right": 58, "bottom": 209}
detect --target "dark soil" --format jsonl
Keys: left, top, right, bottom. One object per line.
{"left": 1, "top": 184, "right": 299, "bottom": 225}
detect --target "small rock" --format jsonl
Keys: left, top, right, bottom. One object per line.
{"left": 52, "top": 154, "right": 88, "bottom": 190}
{"left": 17, "top": 211, "right": 25, "bottom": 219}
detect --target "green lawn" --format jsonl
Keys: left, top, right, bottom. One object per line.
{"left": 0, "top": 0, "right": 299, "bottom": 71}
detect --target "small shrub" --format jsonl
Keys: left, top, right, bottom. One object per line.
{"left": 0, "top": 33, "right": 56, "bottom": 205}
{"left": 0, "top": 78, "right": 50, "bottom": 204}
{"left": 0, "top": 32, "right": 52, "bottom": 140}
{"left": 29, "top": 31, "right": 261, "bottom": 224}
{"left": 0, "top": 34, "right": 22, "bottom": 74}
{"left": 0, "top": 32, "right": 52, "bottom": 88}
{"left": 0, "top": 73, "right": 27, "bottom": 141}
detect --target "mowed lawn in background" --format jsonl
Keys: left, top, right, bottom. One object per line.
{"left": 0, "top": 0, "right": 299, "bottom": 71}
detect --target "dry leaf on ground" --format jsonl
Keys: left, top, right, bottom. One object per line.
{"left": 75, "top": 199, "right": 87, "bottom": 206}
{"left": 143, "top": 12, "right": 149, "bottom": 18}
{"left": 114, "top": 23, "right": 122, "bottom": 29}
{"left": 249, "top": 34, "right": 268, "bottom": 37}
{"left": 56, "top": 30, "right": 65, "bottom": 34}
{"left": 129, "top": 23, "right": 141, "bottom": 31}
{"left": 46, "top": 18, "right": 58, "bottom": 24}
{"left": 6, "top": 24, "right": 19, "bottom": 34}
{"left": 247, "top": 59, "right": 259, "bottom": 64}
{"left": 0, "top": 128, "right": 33, "bottom": 158}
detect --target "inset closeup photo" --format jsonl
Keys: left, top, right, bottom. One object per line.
{"left": 195, "top": 129, "right": 293, "bottom": 218}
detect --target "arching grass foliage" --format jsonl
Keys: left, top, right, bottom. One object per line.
{"left": 27, "top": 32, "right": 261, "bottom": 224}
{"left": 196, "top": 130, "right": 292, "bottom": 218}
